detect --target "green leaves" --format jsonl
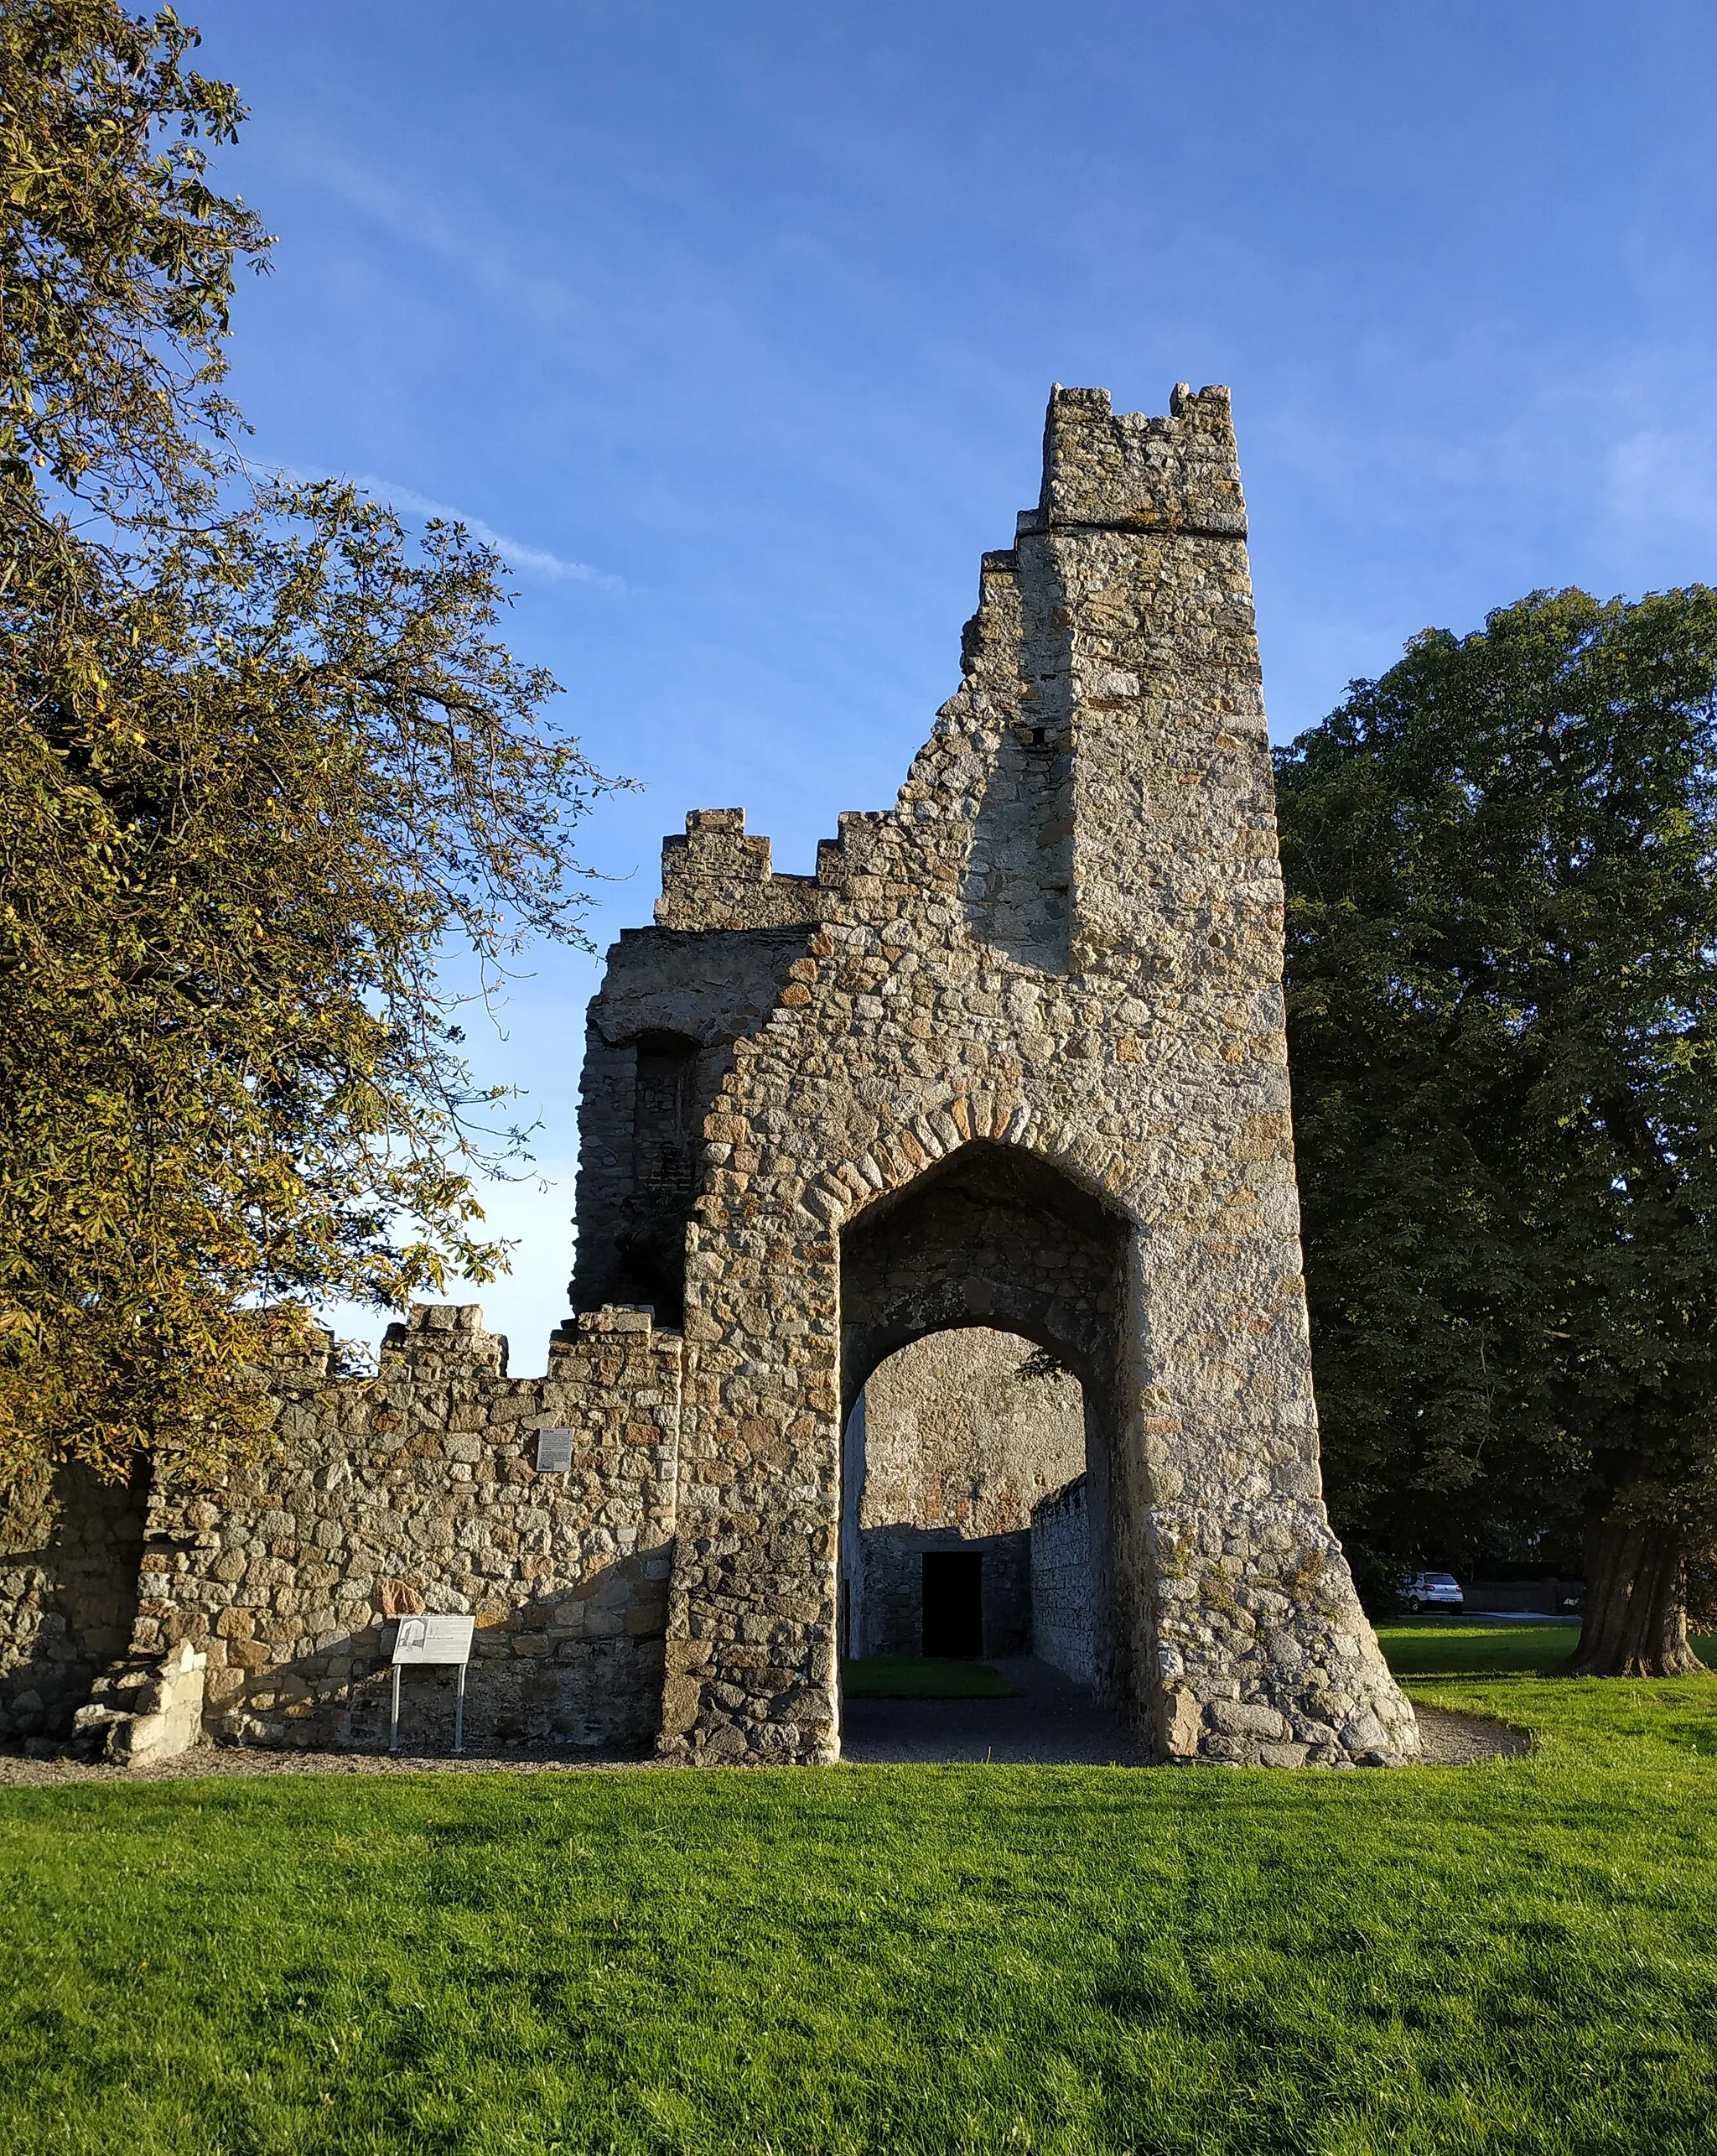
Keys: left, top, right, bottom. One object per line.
{"left": 1, "top": 483, "right": 621, "bottom": 1483}
{"left": 0, "top": 4, "right": 620, "bottom": 1483}
{"left": 0, "top": 0, "right": 269, "bottom": 523}
{"left": 0, "top": 9, "right": 625, "bottom": 1486}
{"left": 1278, "top": 588, "right": 1717, "bottom": 1576}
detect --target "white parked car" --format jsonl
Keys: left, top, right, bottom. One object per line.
{"left": 1404, "top": 1572, "right": 1464, "bottom": 1614}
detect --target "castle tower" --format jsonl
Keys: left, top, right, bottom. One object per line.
{"left": 576, "top": 384, "right": 1418, "bottom": 1768}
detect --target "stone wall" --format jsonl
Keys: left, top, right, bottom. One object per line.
{"left": 0, "top": 1462, "right": 145, "bottom": 1744}
{"left": 573, "top": 917, "right": 815, "bottom": 1323}
{"left": 855, "top": 1523, "right": 1031, "bottom": 1659}
{"left": 654, "top": 384, "right": 1420, "bottom": 1768}
{"left": 858, "top": 1327, "right": 1087, "bottom": 1538}
{"left": 0, "top": 382, "right": 1424, "bottom": 1774}
{"left": 118, "top": 1304, "right": 679, "bottom": 1754}
{"left": 1031, "top": 1476, "right": 1097, "bottom": 1684}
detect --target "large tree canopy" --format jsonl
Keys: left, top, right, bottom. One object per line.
{"left": 1277, "top": 587, "right": 1717, "bottom": 1675}
{"left": 0, "top": 5, "right": 619, "bottom": 1483}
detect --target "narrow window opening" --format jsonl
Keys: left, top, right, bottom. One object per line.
{"left": 615, "top": 1029, "right": 700, "bottom": 1327}
{"left": 632, "top": 1032, "right": 697, "bottom": 1199}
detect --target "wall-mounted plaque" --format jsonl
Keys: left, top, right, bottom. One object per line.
{"left": 391, "top": 1613, "right": 475, "bottom": 1666}
{"left": 536, "top": 1426, "right": 573, "bottom": 1473}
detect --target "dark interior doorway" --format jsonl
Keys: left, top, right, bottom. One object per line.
{"left": 921, "top": 1551, "right": 983, "bottom": 1657}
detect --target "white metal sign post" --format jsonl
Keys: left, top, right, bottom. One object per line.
{"left": 389, "top": 1614, "right": 476, "bottom": 1756}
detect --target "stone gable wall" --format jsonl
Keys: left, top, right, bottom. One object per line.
{"left": 857, "top": 1327, "right": 1087, "bottom": 1540}
{"left": 655, "top": 385, "right": 1420, "bottom": 1769}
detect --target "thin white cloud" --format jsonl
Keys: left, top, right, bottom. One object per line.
{"left": 357, "top": 476, "right": 624, "bottom": 590}
{"left": 1605, "top": 425, "right": 1717, "bottom": 549}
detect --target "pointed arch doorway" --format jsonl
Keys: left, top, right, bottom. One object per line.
{"left": 837, "top": 1141, "right": 1134, "bottom": 1751}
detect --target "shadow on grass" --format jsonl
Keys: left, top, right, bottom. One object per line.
{"left": 9, "top": 1639, "right": 1717, "bottom": 2152}
{"left": 840, "top": 1657, "right": 1022, "bottom": 1699}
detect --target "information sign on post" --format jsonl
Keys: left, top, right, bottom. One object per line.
{"left": 389, "top": 1613, "right": 475, "bottom": 1757}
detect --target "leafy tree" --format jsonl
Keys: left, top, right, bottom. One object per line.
{"left": 1, "top": 0, "right": 267, "bottom": 523}
{"left": 1277, "top": 588, "right": 1717, "bottom": 1676}
{"left": 1, "top": 4, "right": 618, "bottom": 1485}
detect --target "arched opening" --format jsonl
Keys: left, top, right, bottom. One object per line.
{"left": 838, "top": 1141, "right": 1133, "bottom": 1753}
{"left": 611, "top": 1029, "right": 698, "bottom": 1325}
{"left": 840, "top": 1327, "right": 1092, "bottom": 1668}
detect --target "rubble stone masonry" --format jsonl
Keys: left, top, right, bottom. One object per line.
{"left": 1, "top": 1306, "right": 680, "bottom": 1755}
{"left": 601, "top": 383, "right": 1417, "bottom": 1769}
{"left": 637, "top": 387, "right": 1413, "bottom": 1768}
{"left": 0, "top": 384, "right": 1418, "bottom": 1770}
{"left": 846, "top": 1328, "right": 1086, "bottom": 1660}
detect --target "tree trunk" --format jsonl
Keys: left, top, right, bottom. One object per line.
{"left": 1570, "top": 1509, "right": 1704, "bottom": 1676}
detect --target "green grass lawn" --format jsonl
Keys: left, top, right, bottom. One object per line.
{"left": 3, "top": 1629, "right": 1717, "bottom": 2154}
{"left": 840, "top": 1655, "right": 1023, "bottom": 1698}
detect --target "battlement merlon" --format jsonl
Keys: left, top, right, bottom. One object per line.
{"left": 1017, "top": 382, "right": 1248, "bottom": 540}
{"left": 656, "top": 808, "right": 830, "bottom": 932}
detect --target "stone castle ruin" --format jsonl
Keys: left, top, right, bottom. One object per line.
{"left": 0, "top": 385, "right": 1418, "bottom": 1769}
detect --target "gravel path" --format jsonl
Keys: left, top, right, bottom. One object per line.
{"left": 0, "top": 1740, "right": 656, "bottom": 1788}
{"left": 841, "top": 1660, "right": 1528, "bottom": 1766}
{"left": 1412, "top": 1702, "right": 1531, "bottom": 1762}
{"left": 0, "top": 1665, "right": 1524, "bottom": 1786}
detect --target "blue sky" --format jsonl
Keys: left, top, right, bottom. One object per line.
{"left": 204, "top": 1, "right": 1717, "bottom": 1367}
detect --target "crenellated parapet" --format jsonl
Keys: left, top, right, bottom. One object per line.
{"left": 380, "top": 1300, "right": 509, "bottom": 1379}
{"left": 1020, "top": 382, "right": 1248, "bottom": 539}
{"left": 652, "top": 807, "right": 878, "bottom": 933}
{"left": 655, "top": 808, "right": 824, "bottom": 931}
{"left": 2, "top": 1303, "right": 684, "bottom": 1761}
